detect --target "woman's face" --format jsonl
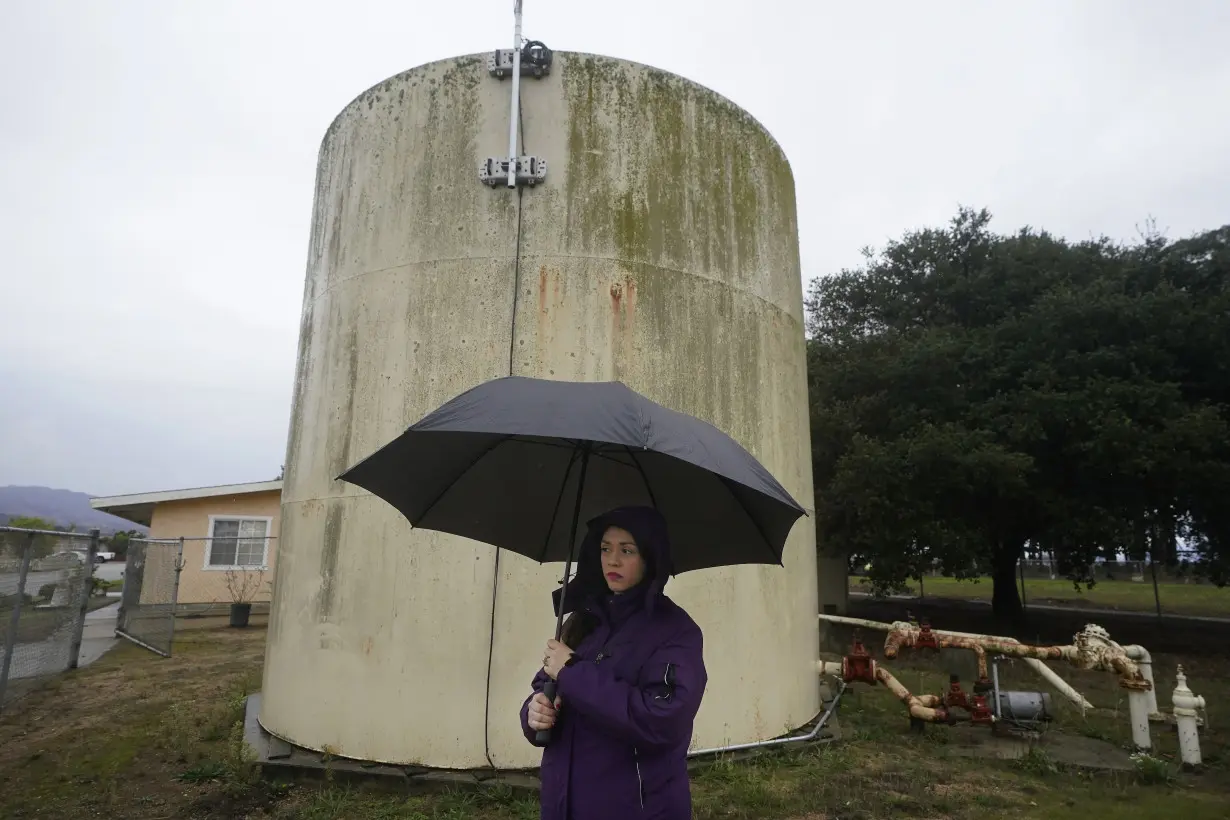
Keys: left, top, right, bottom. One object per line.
{"left": 599, "top": 525, "right": 646, "bottom": 593}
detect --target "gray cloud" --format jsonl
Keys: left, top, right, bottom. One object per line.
{"left": 2, "top": 0, "right": 1228, "bottom": 495}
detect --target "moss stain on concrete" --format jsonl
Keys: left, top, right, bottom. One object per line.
{"left": 560, "top": 54, "right": 796, "bottom": 280}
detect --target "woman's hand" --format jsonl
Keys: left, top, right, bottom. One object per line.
{"left": 542, "top": 638, "right": 575, "bottom": 680}
{"left": 526, "top": 692, "right": 562, "bottom": 731}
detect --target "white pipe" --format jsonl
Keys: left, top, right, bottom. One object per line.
{"left": 506, "top": 0, "right": 523, "bottom": 188}
{"left": 1021, "top": 659, "right": 1093, "bottom": 712}
{"left": 817, "top": 613, "right": 895, "bottom": 632}
{"left": 817, "top": 660, "right": 844, "bottom": 677}
{"left": 1124, "top": 645, "right": 1160, "bottom": 719}
{"left": 1128, "top": 689, "right": 1152, "bottom": 751}
{"left": 1172, "top": 665, "right": 1205, "bottom": 767}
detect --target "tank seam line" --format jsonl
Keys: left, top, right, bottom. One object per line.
{"left": 311, "top": 256, "right": 803, "bottom": 323}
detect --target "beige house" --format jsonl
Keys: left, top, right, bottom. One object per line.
{"left": 91, "top": 480, "right": 281, "bottom": 606}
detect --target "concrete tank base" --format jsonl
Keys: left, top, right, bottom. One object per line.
{"left": 261, "top": 50, "right": 846, "bottom": 770}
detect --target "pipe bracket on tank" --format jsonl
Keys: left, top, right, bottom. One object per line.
{"left": 479, "top": 155, "right": 547, "bottom": 187}
{"left": 488, "top": 41, "right": 553, "bottom": 78}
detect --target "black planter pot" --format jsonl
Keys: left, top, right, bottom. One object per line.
{"left": 230, "top": 602, "right": 252, "bottom": 628}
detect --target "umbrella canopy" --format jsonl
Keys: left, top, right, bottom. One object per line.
{"left": 337, "top": 376, "right": 807, "bottom": 573}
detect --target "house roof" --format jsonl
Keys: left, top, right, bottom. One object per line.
{"left": 90, "top": 480, "right": 282, "bottom": 527}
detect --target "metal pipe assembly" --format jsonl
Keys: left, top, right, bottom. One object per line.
{"left": 820, "top": 614, "right": 1095, "bottom": 710}
{"left": 818, "top": 613, "right": 1171, "bottom": 747}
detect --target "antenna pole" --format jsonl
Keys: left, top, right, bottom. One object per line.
{"left": 506, "top": 0, "right": 523, "bottom": 188}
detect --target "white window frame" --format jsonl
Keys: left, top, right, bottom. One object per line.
{"left": 204, "top": 515, "right": 273, "bottom": 571}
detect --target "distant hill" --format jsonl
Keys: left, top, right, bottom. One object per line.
{"left": 0, "top": 486, "right": 147, "bottom": 535}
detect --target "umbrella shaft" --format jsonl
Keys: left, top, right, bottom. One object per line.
{"left": 553, "top": 445, "right": 591, "bottom": 640}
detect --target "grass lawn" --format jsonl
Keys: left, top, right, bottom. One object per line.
{"left": 1, "top": 620, "right": 1227, "bottom": 819}
{"left": 851, "top": 575, "right": 1230, "bottom": 618}
{"left": 2, "top": 596, "right": 116, "bottom": 643}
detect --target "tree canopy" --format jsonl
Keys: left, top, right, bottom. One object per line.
{"left": 806, "top": 208, "right": 1230, "bottom": 620}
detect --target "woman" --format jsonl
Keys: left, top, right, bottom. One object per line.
{"left": 520, "top": 505, "right": 707, "bottom": 820}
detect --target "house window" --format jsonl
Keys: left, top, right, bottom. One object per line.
{"left": 207, "top": 517, "right": 269, "bottom": 569}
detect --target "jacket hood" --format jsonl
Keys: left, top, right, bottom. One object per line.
{"left": 552, "top": 505, "right": 674, "bottom": 618}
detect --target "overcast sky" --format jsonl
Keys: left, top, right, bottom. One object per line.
{"left": 2, "top": 1, "right": 1228, "bottom": 497}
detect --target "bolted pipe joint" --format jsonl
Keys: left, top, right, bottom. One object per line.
{"left": 1172, "top": 665, "right": 1206, "bottom": 768}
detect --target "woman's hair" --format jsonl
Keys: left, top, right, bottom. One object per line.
{"left": 560, "top": 609, "right": 600, "bottom": 648}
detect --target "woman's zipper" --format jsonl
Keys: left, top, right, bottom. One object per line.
{"left": 634, "top": 748, "right": 644, "bottom": 809}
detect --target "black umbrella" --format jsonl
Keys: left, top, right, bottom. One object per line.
{"left": 337, "top": 375, "right": 807, "bottom": 742}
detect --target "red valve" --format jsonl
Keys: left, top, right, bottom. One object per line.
{"left": 943, "top": 675, "right": 970, "bottom": 710}
{"left": 970, "top": 694, "right": 994, "bottom": 726}
{"left": 842, "top": 632, "right": 878, "bottom": 685}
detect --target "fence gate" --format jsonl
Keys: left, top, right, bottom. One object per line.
{"left": 115, "top": 538, "right": 183, "bottom": 656}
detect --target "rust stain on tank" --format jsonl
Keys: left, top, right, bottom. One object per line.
{"left": 609, "top": 277, "right": 638, "bottom": 380}
{"left": 537, "top": 265, "right": 558, "bottom": 353}
{"left": 538, "top": 265, "right": 550, "bottom": 318}
{"left": 623, "top": 276, "right": 638, "bottom": 331}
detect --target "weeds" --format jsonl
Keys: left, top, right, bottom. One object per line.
{"left": 1015, "top": 745, "right": 1061, "bottom": 776}
{"left": 1131, "top": 753, "right": 1176, "bottom": 785}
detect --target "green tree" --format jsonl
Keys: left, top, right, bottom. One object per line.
{"left": 104, "top": 529, "right": 141, "bottom": 559}
{"left": 807, "top": 208, "right": 1229, "bottom": 622}
{"left": 1, "top": 516, "right": 59, "bottom": 560}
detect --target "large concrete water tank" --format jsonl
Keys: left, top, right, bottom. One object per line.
{"left": 261, "top": 50, "right": 830, "bottom": 769}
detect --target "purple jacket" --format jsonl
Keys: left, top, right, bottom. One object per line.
{"left": 519, "top": 506, "right": 708, "bottom": 820}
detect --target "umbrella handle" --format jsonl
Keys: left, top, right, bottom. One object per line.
{"left": 534, "top": 680, "right": 558, "bottom": 745}
{"left": 535, "top": 444, "right": 588, "bottom": 747}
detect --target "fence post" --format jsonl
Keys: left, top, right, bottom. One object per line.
{"left": 167, "top": 537, "right": 186, "bottom": 657}
{"left": 67, "top": 529, "right": 101, "bottom": 670}
{"left": 0, "top": 533, "right": 36, "bottom": 712}
{"left": 1149, "top": 554, "right": 1163, "bottom": 624}
{"left": 1018, "top": 556, "right": 1028, "bottom": 616}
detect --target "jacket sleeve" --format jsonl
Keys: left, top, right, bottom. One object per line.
{"left": 554, "top": 622, "right": 706, "bottom": 750}
{"left": 519, "top": 667, "right": 551, "bottom": 746}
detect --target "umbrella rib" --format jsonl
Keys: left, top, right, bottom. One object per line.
{"left": 537, "top": 446, "right": 581, "bottom": 564}
{"left": 415, "top": 434, "right": 516, "bottom": 524}
{"left": 718, "top": 475, "right": 782, "bottom": 566}
{"left": 623, "top": 445, "right": 659, "bottom": 508}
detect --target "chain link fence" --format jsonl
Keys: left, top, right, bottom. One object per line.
{"left": 114, "top": 535, "right": 276, "bottom": 657}
{"left": 0, "top": 526, "right": 100, "bottom": 713}
{"left": 115, "top": 538, "right": 183, "bottom": 657}
{"left": 851, "top": 547, "right": 1228, "bottom": 621}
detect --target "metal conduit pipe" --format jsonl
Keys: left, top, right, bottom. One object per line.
{"left": 818, "top": 613, "right": 1095, "bottom": 711}
{"left": 688, "top": 681, "right": 848, "bottom": 758}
